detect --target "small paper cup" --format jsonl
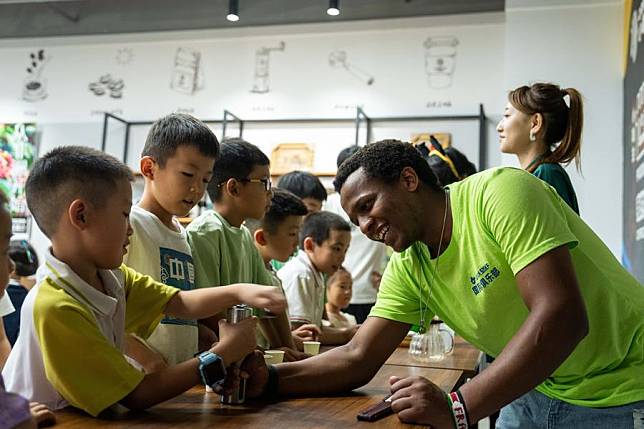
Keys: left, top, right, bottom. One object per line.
{"left": 303, "top": 341, "right": 321, "bottom": 355}
{"left": 265, "top": 350, "right": 285, "bottom": 364}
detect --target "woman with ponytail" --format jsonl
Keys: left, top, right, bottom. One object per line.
{"left": 497, "top": 82, "right": 582, "bottom": 214}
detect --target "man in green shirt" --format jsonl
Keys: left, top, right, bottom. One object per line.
{"left": 245, "top": 140, "right": 644, "bottom": 428}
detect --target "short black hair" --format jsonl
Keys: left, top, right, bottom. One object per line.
{"left": 9, "top": 240, "right": 38, "bottom": 277}
{"left": 299, "top": 210, "right": 350, "bottom": 248}
{"left": 423, "top": 146, "right": 477, "bottom": 186}
{"left": 26, "top": 146, "right": 133, "bottom": 237}
{"left": 277, "top": 171, "right": 327, "bottom": 202}
{"left": 142, "top": 113, "right": 219, "bottom": 167}
{"left": 337, "top": 146, "right": 360, "bottom": 169}
{"left": 334, "top": 140, "right": 440, "bottom": 193}
{"left": 245, "top": 188, "right": 308, "bottom": 235}
{"left": 208, "top": 138, "right": 270, "bottom": 201}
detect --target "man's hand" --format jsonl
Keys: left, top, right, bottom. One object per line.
{"left": 235, "top": 284, "right": 287, "bottom": 314}
{"left": 212, "top": 366, "right": 241, "bottom": 397}
{"left": 240, "top": 350, "right": 269, "bottom": 398}
{"left": 29, "top": 402, "right": 56, "bottom": 427}
{"left": 212, "top": 317, "right": 257, "bottom": 366}
{"left": 389, "top": 376, "right": 454, "bottom": 428}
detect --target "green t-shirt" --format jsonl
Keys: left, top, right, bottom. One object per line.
{"left": 372, "top": 167, "right": 644, "bottom": 407}
{"left": 186, "top": 210, "right": 274, "bottom": 288}
{"left": 533, "top": 162, "right": 579, "bottom": 214}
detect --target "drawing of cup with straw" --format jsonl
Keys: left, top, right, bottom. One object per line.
{"left": 22, "top": 49, "right": 50, "bottom": 102}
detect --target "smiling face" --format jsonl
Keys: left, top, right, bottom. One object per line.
{"left": 340, "top": 167, "right": 425, "bottom": 253}
{"left": 497, "top": 102, "right": 533, "bottom": 155}
{"left": 144, "top": 144, "right": 215, "bottom": 217}
{"left": 306, "top": 229, "right": 351, "bottom": 276}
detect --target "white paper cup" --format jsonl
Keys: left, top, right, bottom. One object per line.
{"left": 303, "top": 341, "right": 321, "bottom": 355}
{"left": 265, "top": 350, "right": 285, "bottom": 363}
{"left": 263, "top": 354, "right": 274, "bottom": 365}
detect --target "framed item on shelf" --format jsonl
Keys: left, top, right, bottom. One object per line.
{"left": 410, "top": 132, "right": 452, "bottom": 149}
{"left": 270, "top": 143, "right": 315, "bottom": 175}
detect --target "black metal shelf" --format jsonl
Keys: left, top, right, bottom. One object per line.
{"left": 101, "top": 104, "right": 488, "bottom": 169}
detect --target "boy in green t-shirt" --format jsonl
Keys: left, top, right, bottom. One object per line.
{"left": 187, "top": 138, "right": 304, "bottom": 359}
{"left": 1, "top": 146, "right": 286, "bottom": 417}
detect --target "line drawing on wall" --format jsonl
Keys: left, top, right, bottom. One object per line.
{"left": 88, "top": 74, "right": 125, "bottom": 98}
{"left": 170, "top": 47, "right": 204, "bottom": 96}
{"left": 328, "top": 50, "right": 375, "bottom": 86}
{"left": 22, "top": 49, "right": 50, "bottom": 102}
{"left": 250, "top": 41, "right": 285, "bottom": 94}
{"left": 424, "top": 36, "right": 459, "bottom": 89}
{"left": 116, "top": 48, "right": 134, "bottom": 66}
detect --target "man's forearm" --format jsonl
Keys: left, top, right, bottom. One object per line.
{"left": 276, "top": 342, "right": 378, "bottom": 395}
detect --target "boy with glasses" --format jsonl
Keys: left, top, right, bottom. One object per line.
{"left": 187, "top": 139, "right": 306, "bottom": 360}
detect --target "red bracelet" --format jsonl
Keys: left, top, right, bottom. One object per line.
{"left": 448, "top": 391, "right": 469, "bottom": 429}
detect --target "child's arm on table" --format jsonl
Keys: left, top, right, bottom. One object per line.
{"left": 120, "top": 317, "right": 256, "bottom": 411}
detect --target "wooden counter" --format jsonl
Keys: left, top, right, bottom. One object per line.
{"left": 55, "top": 364, "right": 463, "bottom": 428}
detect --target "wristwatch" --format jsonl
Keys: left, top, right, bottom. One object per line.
{"left": 197, "top": 351, "right": 227, "bottom": 389}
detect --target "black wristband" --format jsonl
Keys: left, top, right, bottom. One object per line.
{"left": 263, "top": 364, "right": 279, "bottom": 399}
{"left": 455, "top": 390, "right": 470, "bottom": 426}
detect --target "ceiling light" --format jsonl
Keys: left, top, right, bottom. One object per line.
{"left": 227, "top": 0, "right": 239, "bottom": 22}
{"left": 327, "top": 0, "right": 340, "bottom": 16}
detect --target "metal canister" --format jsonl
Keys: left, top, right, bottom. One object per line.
{"left": 220, "top": 305, "right": 253, "bottom": 404}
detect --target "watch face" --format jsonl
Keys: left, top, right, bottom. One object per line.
{"left": 202, "top": 354, "right": 226, "bottom": 386}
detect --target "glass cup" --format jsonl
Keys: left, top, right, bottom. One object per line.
{"left": 303, "top": 341, "right": 321, "bottom": 355}
{"left": 408, "top": 320, "right": 454, "bottom": 362}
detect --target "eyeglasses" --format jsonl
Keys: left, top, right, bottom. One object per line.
{"left": 237, "top": 178, "right": 272, "bottom": 191}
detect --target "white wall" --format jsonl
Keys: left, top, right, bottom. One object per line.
{"left": 0, "top": 4, "right": 626, "bottom": 259}
{"left": 502, "top": 0, "right": 624, "bottom": 256}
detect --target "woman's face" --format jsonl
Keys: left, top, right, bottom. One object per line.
{"left": 497, "top": 102, "right": 532, "bottom": 154}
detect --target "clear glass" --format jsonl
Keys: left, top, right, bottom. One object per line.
{"left": 408, "top": 323, "right": 454, "bottom": 362}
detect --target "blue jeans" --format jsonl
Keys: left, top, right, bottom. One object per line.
{"left": 496, "top": 389, "right": 644, "bottom": 429}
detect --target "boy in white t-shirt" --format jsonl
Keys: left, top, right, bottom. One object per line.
{"left": 278, "top": 211, "right": 356, "bottom": 345}
{"left": 123, "top": 113, "right": 219, "bottom": 369}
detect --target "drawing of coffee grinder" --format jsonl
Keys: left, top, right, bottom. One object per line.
{"left": 424, "top": 36, "right": 459, "bottom": 89}
{"left": 250, "top": 41, "right": 285, "bottom": 94}
{"left": 22, "top": 50, "right": 50, "bottom": 102}
{"left": 170, "top": 48, "right": 204, "bottom": 95}
{"left": 328, "top": 50, "right": 375, "bottom": 86}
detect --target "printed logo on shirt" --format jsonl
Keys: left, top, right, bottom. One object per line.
{"left": 469, "top": 263, "right": 501, "bottom": 295}
{"left": 159, "top": 247, "right": 197, "bottom": 326}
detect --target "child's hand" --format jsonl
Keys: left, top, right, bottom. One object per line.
{"left": 236, "top": 284, "right": 287, "bottom": 314}
{"left": 292, "top": 324, "right": 321, "bottom": 342}
{"left": 29, "top": 402, "right": 55, "bottom": 427}
{"left": 213, "top": 317, "right": 258, "bottom": 365}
